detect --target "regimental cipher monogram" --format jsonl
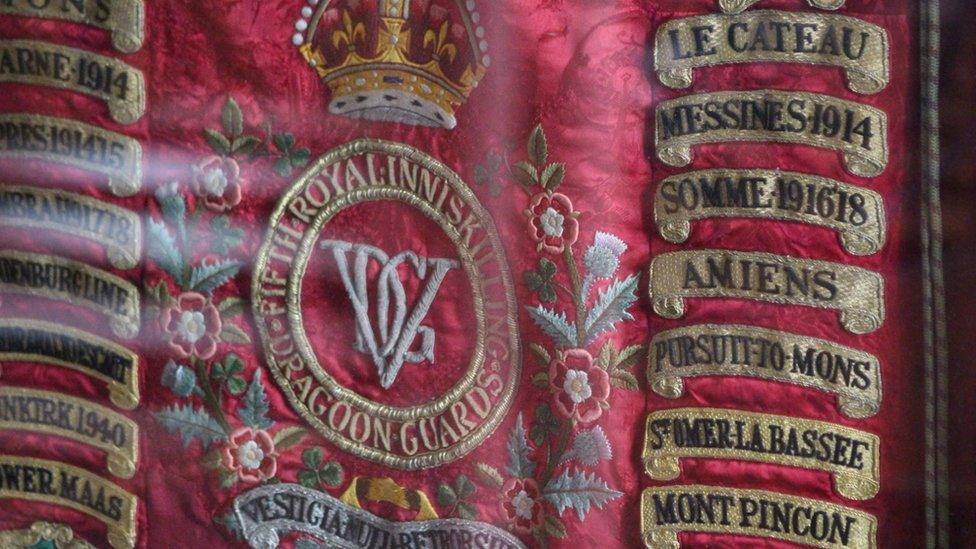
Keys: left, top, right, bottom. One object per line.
{"left": 320, "top": 240, "right": 459, "bottom": 390}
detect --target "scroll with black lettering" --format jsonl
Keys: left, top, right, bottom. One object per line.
{"left": 0, "top": 455, "right": 136, "bottom": 548}
{"left": 0, "top": 387, "right": 138, "bottom": 478}
{"left": 718, "top": 0, "right": 846, "bottom": 16}
{"left": 644, "top": 408, "right": 880, "bottom": 500}
{"left": 233, "top": 482, "right": 526, "bottom": 549}
{"left": 0, "top": 40, "right": 145, "bottom": 123}
{"left": 656, "top": 12, "right": 888, "bottom": 94}
{"left": 648, "top": 324, "right": 882, "bottom": 418}
{"left": 655, "top": 169, "right": 886, "bottom": 256}
{"left": 0, "top": 113, "right": 142, "bottom": 196}
{"left": 648, "top": 249, "right": 884, "bottom": 334}
{"left": 0, "top": 319, "right": 139, "bottom": 409}
{"left": 0, "top": 249, "right": 140, "bottom": 338}
{"left": 655, "top": 90, "right": 887, "bottom": 177}
{"left": 0, "top": 185, "right": 142, "bottom": 269}
{"left": 0, "top": 0, "right": 144, "bottom": 53}
{"left": 642, "top": 485, "right": 876, "bottom": 548}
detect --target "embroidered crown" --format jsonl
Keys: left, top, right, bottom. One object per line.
{"left": 292, "top": 0, "right": 489, "bottom": 129}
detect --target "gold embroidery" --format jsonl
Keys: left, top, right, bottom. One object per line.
{"left": 0, "top": 40, "right": 145, "bottom": 123}
{"left": 0, "top": 318, "right": 139, "bottom": 409}
{"left": 644, "top": 408, "right": 879, "bottom": 500}
{"left": 718, "top": 0, "right": 846, "bottom": 15}
{"left": 656, "top": 11, "right": 888, "bottom": 94}
{"left": 655, "top": 90, "right": 888, "bottom": 178}
{"left": 340, "top": 477, "right": 438, "bottom": 520}
{"left": 0, "top": 113, "right": 142, "bottom": 196}
{"left": 648, "top": 249, "right": 884, "bottom": 334}
{"left": 648, "top": 324, "right": 881, "bottom": 419}
{"left": 641, "top": 485, "right": 876, "bottom": 549}
{"left": 0, "top": 185, "right": 141, "bottom": 269}
{"left": 252, "top": 139, "right": 521, "bottom": 469}
{"left": 0, "top": 386, "right": 138, "bottom": 478}
{"left": 0, "top": 0, "right": 144, "bottom": 53}
{"left": 0, "top": 521, "right": 96, "bottom": 548}
{"left": 0, "top": 455, "right": 137, "bottom": 549}
{"left": 655, "top": 169, "right": 886, "bottom": 256}
{"left": 0, "top": 249, "right": 140, "bottom": 338}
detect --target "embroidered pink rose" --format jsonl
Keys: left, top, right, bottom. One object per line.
{"left": 526, "top": 192, "right": 579, "bottom": 254}
{"left": 160, "top": 292, "right": 222, "bottom": 359}
{"left": 501, "top": 478, "right": 544, "bottom": 534}
{"left": 222, "top": 428, "right": 278, "bottom": 483}
{"left": 192, "top": 156, "right": 243, "bottom": 212}
{"left": 549, "top": 349, "right": 610, "bottom": 424}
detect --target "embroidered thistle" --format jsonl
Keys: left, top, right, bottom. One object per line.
{"left": 584, "top": 232, "right": 627, "bottom": 280}
{"left": 561, "top": 426, "right": 613, "bottom": 466}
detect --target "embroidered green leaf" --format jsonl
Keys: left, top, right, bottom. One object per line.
{"left": 204, "top": 128, "right": 231, "bottom": 156}
{"left": 217, "top": 297, "right": 246, "bottom": 318}
{"left": 231, "top": 135, "right": 262, "bottom": 156}
{"left": 189, "top": 259, "right": 243, "bottom": 294}
{"left": 226, "top": 375, "right": 247, "bottom": 395}
{"left": 506, "top": 412, "right": 535, "bottom": 478}
{"left": 239, "top": 369, "right": 273, "bottom": 429}
{"left": 527, "top": 305, "right": 577, "bottom": 348}
{"left": 529, "top": 343, "right": 552, "bottom": 366}
{"left": 457, "top": 502, "right": 478, "bottom": 520}
{"left": 597, "top": 340, "right": 614, "bottom": 370}
{"left": 455, "top": 474, "right": 476, "bottom": 499}
{"left": 219, "top": 468, "right": 239, "bottom": 488}
{"left": 220, "top": 324, "right": 252, "bottom": 345}
{"left": 474, "top": 462, "right": 505, "bottom": 489}
{"left": 583, "top": 274, "right": 639, "bottom": 346}
{"left": 514, "top": 160, "right": 539, "bottom": 188}
{"left": 541, "top": 162, "right": 566, "bottom": 191}
{"left": 531, "top": 403, "right": 559, "bottom": 447}
{"left": 200, "top": 448, "right": 223, "bottom": 469}
{"left": 610, "top": 369, "right": 639, "bottom": 390}
{"left": 531, "top": 372, "right": 550, "bottom": 389}
{"left": 297, "top": 469, "right": 318, "bottom": 488}
{"left": 320, "top": 461, "right": 343, "bottom": 486}
{"left": 154, "top": 404, "right": 226, "bottom": 448}
{"left": 154, "top": 185, "right": 186, "bottom": 227}
{"left": 542, "top": 469, "right": 623, "bottom": 520}
{"left": 146, "top": 219, "right": 185, "bottom": 285}
{"left": 273, "top": 133, "right": 296, "bottom": 153}
{"left": 303, "top": 446, "right": 323, "bottom": 469}
{"left": 614, "top": 344, "right": 644, "bottom": 368}
{"left": 273, "top": 426, "right": 308, "bottom": 451}
{"left": 214, "top": 510, "right": 243, "bottom": 540}
{"left": 528, "top": 124, "right": 548, "bottom": 166}
{"left": 222, "top": 98, "right": 244, "bottom": 137}
{"left": 543, "top": 515, "right": 568, "bottom": 539}
{"left": 210, "top": 215, "right": 245, "bottom": 255}
{"left": 437, "top": 484, "right": 458, "bottom": 507}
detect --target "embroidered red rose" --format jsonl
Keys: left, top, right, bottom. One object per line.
{"left": 160, "top": 292, "right": 222, "bottom": 359}
{"left": 501, "top": 478, "right": 544, "bottom": 534}
{"left": 549, "top": 348, "right": 610, "bottom": 424}
{"left": 221, "top": 428, "right": 278, "bottom": 483}
{"left": 526, "top": 192, "right": 579, "bottom": 254}
{"left": 191, "top": 156, "right": 243, "bottom": 212}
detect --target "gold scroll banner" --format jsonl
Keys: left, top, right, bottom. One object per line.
{"left": 643, "top": 408, "right": 880, "bottom": 500}
{"left": 648, "top": 324, "right": 882, "bottom": 419}
{"left": 0, "top": 185, "right": 142, "bottom": 269}
{"left": 0, "top": 318, "right": 139, "bottom": 409}
{"left": 0, "top": 249, "right": 139, "bottom": 338}
{"left": 655, "top": 11, "right": 889, "bottom": 94}
{"left": 0, "top": 113, "right": 142, "bottom": 196}
{"left": 0, "top": 455, "right": 137, "bottom": 549}
{"left": 719, "top": 0, "right": 846, "bottom": 15}
{"left": 654, "top": 169, "right": 886, "bottom": 256}
{"left": 655, "top": 90, "right": 888, "bottom": 178}
{"left": 0, "top": 0, "right": 144, "bottom": 53}
{"left": 0, "top": 40, "right": 145, "bottom": 123}
{"left": 0, "top": 386, "right": 138, "bottom": 478}
{"left": 641, "top": 485, "right": 876, "bottom": 549}
{"left": 648, "top": 249, "right": 884, "bottom": 334}
{"left": 0, "top": 521, "right": 96, "bottom": 549}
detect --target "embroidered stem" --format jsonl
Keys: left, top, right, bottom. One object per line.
{"left": 562, "top": 246, "right": 586, "bottom": 347}
{"left": 195, "top": 356, "right": 231, "bottom": 434}
{"left": 541, "top": 418, "right": 574, "bottom": 486}
{"left": 181, "top": 199, "right": 204, "bottom": 287}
